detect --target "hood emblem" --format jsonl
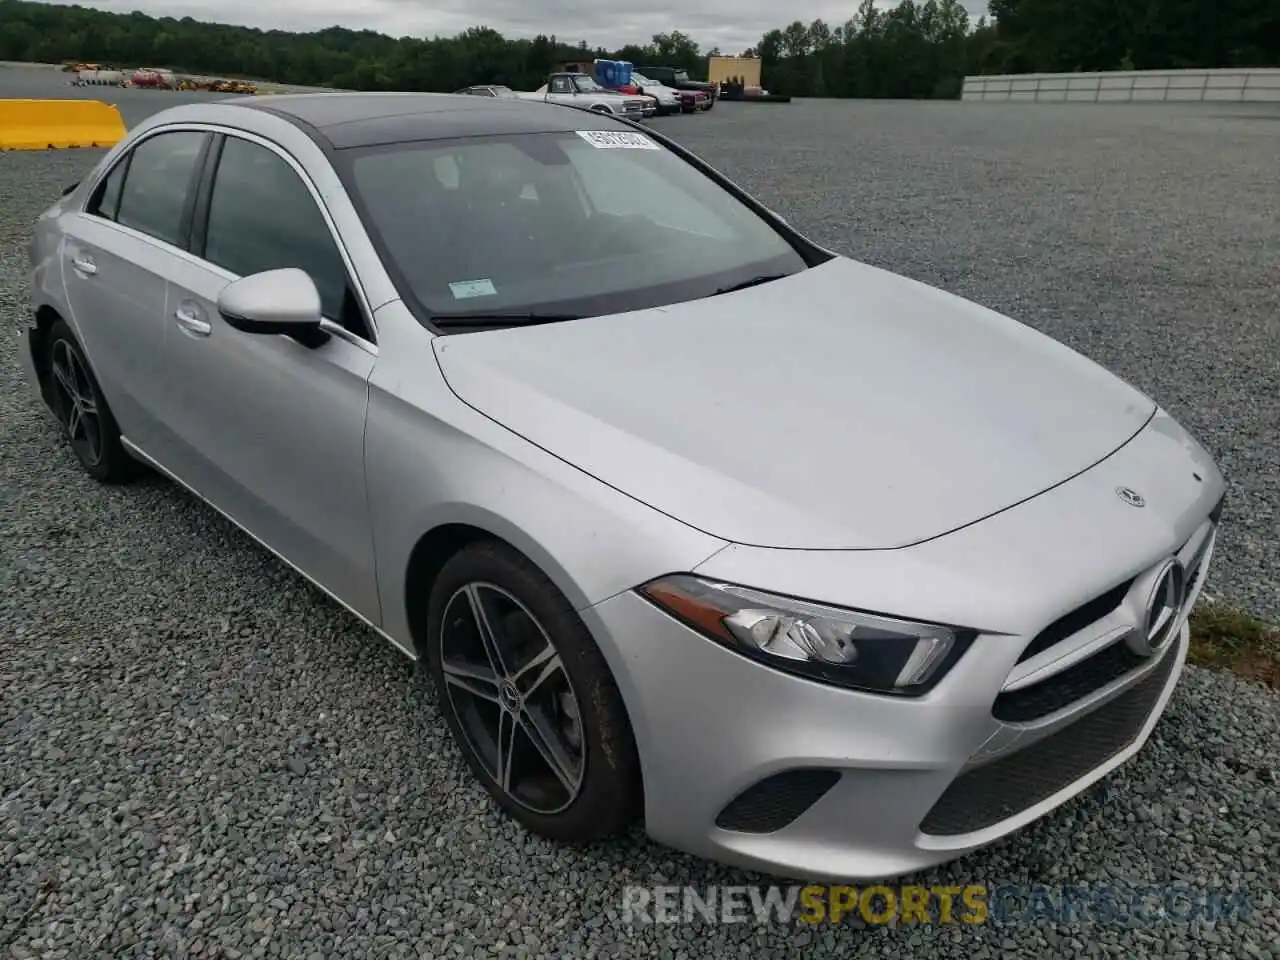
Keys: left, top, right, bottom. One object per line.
{"left": 1115, "top": 486, "right": 1146, "bottom": 508}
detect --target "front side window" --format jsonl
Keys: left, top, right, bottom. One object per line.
{"left": 202, "top": 136, "right": 353, "bottom": 327}
{"left": 88, "top": 156, "right": 127, "bottom": 220}
{"left": 113, "top": 131, "right": 207, "bottom": 246}
{"left": 342, "top": 129, "right": 807, "bottom": 322}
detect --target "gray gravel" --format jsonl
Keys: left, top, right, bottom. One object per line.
{"left": 2, "top": 81, "right": 1278, "bottom": 958}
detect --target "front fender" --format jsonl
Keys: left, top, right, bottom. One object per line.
{"left": 364, "top": 301, "right": 727, "bottom": 652}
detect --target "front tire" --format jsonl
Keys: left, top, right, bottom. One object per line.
{"left": 425, "top": 541, "right": 641, "bottom": 843}
{"left": 43, "top": 318, "right": 136, "bottom": 484}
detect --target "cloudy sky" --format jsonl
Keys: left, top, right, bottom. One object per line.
{"left": 40, "top": 0, "right": 991, "bottom": 56}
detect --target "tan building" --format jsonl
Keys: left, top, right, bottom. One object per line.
{"left": 707, "top": 56, "right": 763, "bottom": 89}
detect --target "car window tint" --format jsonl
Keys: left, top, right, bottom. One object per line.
{"left": 89, "top": 158, "right": 127, "bottom": 220}
{"left": 114, "top": 131, "right": 206, "bottom": 246}
{"left": 203, "top": 136, "right": 350, "bottom": 325}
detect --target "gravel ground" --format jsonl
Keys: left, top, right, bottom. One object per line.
{"left": 2, "top": 82, "right": 1278, "bottom": 958}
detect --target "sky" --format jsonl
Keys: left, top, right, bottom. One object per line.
{"left": 39, "top": 0, "right": 992, "bottom": 57}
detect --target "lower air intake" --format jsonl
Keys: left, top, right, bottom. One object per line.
{"left": 920, "top": 645, "right": 1178, "bottom": 836}
{"left": 715, "top": 768, "right": 842, "bottom": 834}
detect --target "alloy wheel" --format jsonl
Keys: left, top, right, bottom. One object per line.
{"left": 437, "top": 582, "right": 586, "bottom": 814}
{"left": 50, "top": 339, "right": 103, "bottom": 467}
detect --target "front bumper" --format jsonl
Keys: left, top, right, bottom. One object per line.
{"left": 584, "top": 591, "right": 1191, "bottom": 882}
{"left": 580, "top": 408, "right": 1222, "bottom": 881}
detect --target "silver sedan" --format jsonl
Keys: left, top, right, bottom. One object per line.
{"left": 21, "top": 92, "right": 1226, "bottom": 881}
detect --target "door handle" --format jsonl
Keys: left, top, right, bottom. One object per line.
{"left": 174, "top": 305, "right": 212, "bottom": 336}
{"left": 71, "top": 255, "right": 97, "bottom": 276}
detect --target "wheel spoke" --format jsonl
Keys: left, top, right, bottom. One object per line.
{"left": 518, "top": 703, "right": 582, "bottom": 795}
{"left": 512, "top": 642, "right": 563, "bottom": 699}
{"left": 52, "top": 359, "right": 76, "bottom": 397}
{"left": 464, "top": 584, "right": 510, "bottom": 678}
{"left": 440, "top": 656, "right": 501, "bottom": 703}
{"left": 66, "top": 402, "right": 83, "bottom": 440}
{"left": 495, "top": 709, "right": 518, "bottom": 792}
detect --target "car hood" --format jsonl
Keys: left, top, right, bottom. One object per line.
{"left": 433, "top": 257, "right": 1155, "bottom": 549}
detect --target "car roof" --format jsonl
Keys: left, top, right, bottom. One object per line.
{"left": 231, "top": 91, "right": 629, "bottom": 149}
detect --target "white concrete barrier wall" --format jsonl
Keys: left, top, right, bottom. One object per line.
{"left": 962, "top": 69, "right": 1280, "bottom": 103}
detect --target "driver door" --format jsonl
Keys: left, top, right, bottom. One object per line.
{"left": 154, "top": 132, "right": 382, "bottom": 623}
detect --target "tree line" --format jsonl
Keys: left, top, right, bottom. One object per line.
{"left": 0, "top": 0, "right": 1275, "bottom": 100}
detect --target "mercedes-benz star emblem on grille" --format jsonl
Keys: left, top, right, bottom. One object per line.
{"left": 1115, "top": 486, "right": 1146, "bottom": 507}
{"left": 1127, "top": 559, "right": 1186, "bottom": 657}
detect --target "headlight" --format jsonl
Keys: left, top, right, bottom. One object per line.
{"left": 637, "top": 575, "right": 974, "bottom": 696}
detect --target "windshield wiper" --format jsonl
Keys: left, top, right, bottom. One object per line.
{"left": 712, "top": 274, "right": 791, "bottom": 296}
{"left": 430, "top": 312, "right": 583, "bottom": 330}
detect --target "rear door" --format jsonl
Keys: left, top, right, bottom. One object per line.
{"left": 155, "top": 132, "right": 382, "bottom": 622}
{"left": 59, "top": 129, "right": 210, "bottom": 451}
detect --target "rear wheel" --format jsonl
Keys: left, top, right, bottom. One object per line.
{"left": 425, "top": 540, "right": 641, "bottom": 842}
{"left": 43, "top": 318, "right": 136, "bottom": 483}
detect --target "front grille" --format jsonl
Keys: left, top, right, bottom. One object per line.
{"left": 1016, "top": 578, "right": 1133, "bottom": 665}
{"left": 994, "top": 639, "right": 1148, "bottom": 722}
{"left": 920, "top": 644, "right": 1177, "bottom": 836}
{"left": 715, "top": 769, "right": 841, "bottom": 834}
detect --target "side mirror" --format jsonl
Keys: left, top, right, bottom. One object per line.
{"left": 217, "top": 268, "right": 325, "bottom": 343}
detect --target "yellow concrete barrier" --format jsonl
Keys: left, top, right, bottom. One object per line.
{"left": 0, "top": 99, "right": 128, "bottom": 150}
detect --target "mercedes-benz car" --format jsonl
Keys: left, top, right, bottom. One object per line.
{"left": 21, "top": 92, "right": 1226, "bottom": 882}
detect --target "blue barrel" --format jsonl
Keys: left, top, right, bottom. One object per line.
{"left": 616, "top": 61, "right": 633, "bottom": 87}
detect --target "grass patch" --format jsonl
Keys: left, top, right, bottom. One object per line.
{"left": 1187, "top": 601, "right": 1280, "bottom": 689}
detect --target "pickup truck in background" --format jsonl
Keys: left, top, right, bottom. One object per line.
{"left": 518, "top": 73, "right": 651, "bottom": 121}
{"left": 633, "top": 65, "right": 717, "bottom": 109}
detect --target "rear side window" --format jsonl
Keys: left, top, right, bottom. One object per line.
{"left": 201, "top": 136, "right": 351, "bottom": 326}
{"left": 114, "top": 131, "right": 207, "bottom": 246}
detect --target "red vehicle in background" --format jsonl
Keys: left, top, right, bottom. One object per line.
{"left": 131, "top": 67, "right": 177, "bottom": 89}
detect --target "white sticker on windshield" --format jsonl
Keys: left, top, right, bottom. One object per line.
{"left": 576, "top": 130, "right": 660, "bottom": 150}
{"left": 449, "top": 278, "right": 498, "bottom": 299}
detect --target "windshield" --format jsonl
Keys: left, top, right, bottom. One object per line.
{"left": 674, "top": 70, "right": 690, "bottom": 81}
{"left": 491, "top": 85, "right": 517, "bottom": 97}
{"left": 343, "top": 130, "right": 807, "bottom": 322}
{"left": 572, "top": 75, "right": 603, "bottom": 92}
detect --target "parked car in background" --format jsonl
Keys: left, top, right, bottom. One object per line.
{"left": 23, "top": 92, "right": 1226, "bottom": 884}
{"left": 454, "top": 85, "right": 522, "bottom": 99}
{"left": 517, "top": 73, "right": 648, "bottom": 121}
{"left": 635, "top": 65, "right": 717, "bottom": 109}
{"left": 628, "top": 71, "right": 685, "bottom": 115}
